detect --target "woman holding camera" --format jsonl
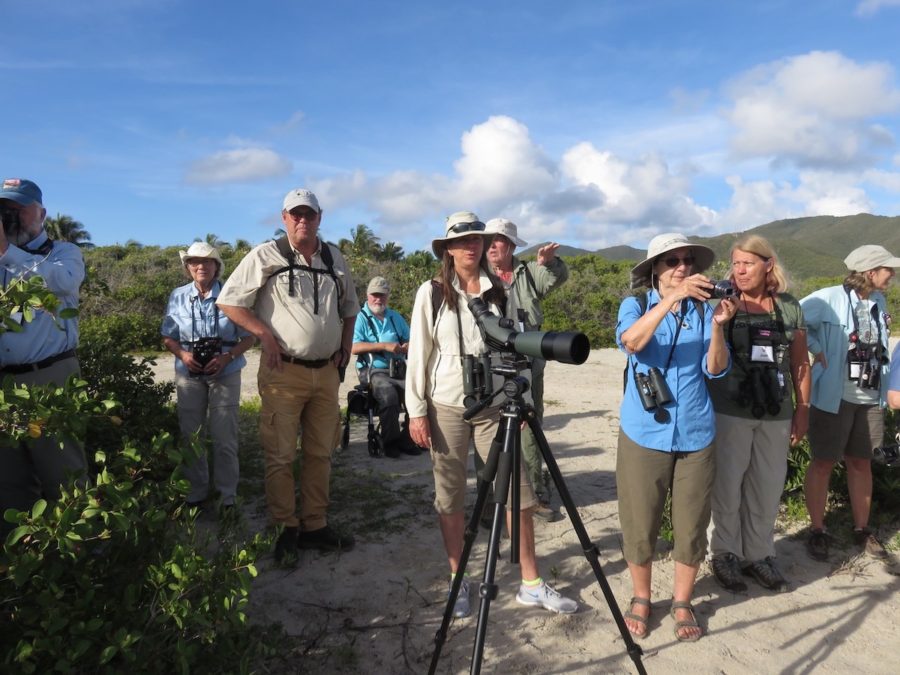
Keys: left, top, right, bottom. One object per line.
{"left": 706, "top": 235, "right": 809, "bottom": 593}
{"left": 800, "top": 245, "right": 900, "bottom": 561}
{"left": 406, "top": 211, "right": 578, "bottom": 619}
{"left": 162, "top": 242, "right": 255, "bottom": 510}
{"left": 617, "top": 233, "right": 736, "bottom": 642}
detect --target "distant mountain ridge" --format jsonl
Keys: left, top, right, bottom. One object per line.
{"left": 521, "top": 214, "right": 900, "bottom": 279}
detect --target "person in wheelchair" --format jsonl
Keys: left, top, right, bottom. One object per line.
{"left": 351, "top": 276, "right": 421, "bottom": 457}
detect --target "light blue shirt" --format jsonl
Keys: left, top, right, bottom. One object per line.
{"left": 889, "top": 342, "right": 900, "bottom": 394}
{"left": 616, "top": 290, "right": 729, "bottom": 453}
{"left": 352, "top": 304, "right": 410, "bottom": 370}
{"left": 161, "top": 280, "right": 249, "bottom": 378}
{"left": 800, "top": 284, "right": 890, "bottom": 413}
{"left": 0, "top": 231, "right": 84, "bottom": 367}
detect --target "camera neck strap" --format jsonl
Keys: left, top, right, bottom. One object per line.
{"left": 360, "top": 309, "right": 405, "bottom": 366}
{"left": 726, "top": 292, "right": 787, "bottom": 371}
{"left": 190, "top": 286, "right": 220, "bottom": 342}
{"left": 845, "top": 285, "right": 883, "bottom": 354}
{"left": 628, "top": 296, "right": 685, "bottom": 377}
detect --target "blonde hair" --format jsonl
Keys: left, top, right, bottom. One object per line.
{"left": 728, "top": 234, "right": 789, "bottom": 293}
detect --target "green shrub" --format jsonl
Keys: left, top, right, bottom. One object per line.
{"left": 80, "top": 313, "right": 162, "bottom": 352}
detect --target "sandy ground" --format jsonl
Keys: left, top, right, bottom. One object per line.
{"left": 151, "top": 349, "right": 900, "bottom": 674}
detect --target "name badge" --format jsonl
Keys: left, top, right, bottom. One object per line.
{"left": 750, "top": 345, "right": 775, "bottom": 363}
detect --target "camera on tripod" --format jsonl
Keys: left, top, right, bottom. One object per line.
{"left": 634, "top": 367, "right": 674, "bottom": 411}
{"left": 467, "top": 297, "right": 590, "bottom": 365}
{"left": 190, "top": 336, "right": 222, "bottom": 372}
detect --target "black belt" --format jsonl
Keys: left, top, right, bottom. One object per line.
{"left": 280, "top": 354, "right": 330, "bottom": 369}
{"left": 0, "top": 349, "right": 78, "bottom": 375}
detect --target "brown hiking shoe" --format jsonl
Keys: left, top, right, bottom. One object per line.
{"left": 853, "top": 528, "right": 888, "bottom": 559}
{"left": 806, "top": 529, "right": 830, "bottom": 561}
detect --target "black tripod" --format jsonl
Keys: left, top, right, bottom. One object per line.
{"left": 428, "top": 364, "right": 646, "bottom": 675}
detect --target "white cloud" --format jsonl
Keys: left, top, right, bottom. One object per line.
{"left": 856, "top": 0, "right": 900, "bottom": 17}
{"left": 184, "top": 147, "right": 292, "bottom": 185}
{"left": 719, "top": 172, "right": 873, "bottom": 230}
{"left": 726, "top": 51, "right": 900, "bottom": 168}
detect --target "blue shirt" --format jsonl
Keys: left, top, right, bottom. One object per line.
{"left": 888, "top": 342, "right": 900, "bottom": 395}
{"left": 0, "top": 231, "right": 84, "bottom": 367}
{"left": 616, "top": 290, "right": 729, "bottom": 453}
{"left": 352, "top": 304, "right": 410, "bottom": 370}
{"left": 161, "top": 280, "right": 250, "bottom": 378}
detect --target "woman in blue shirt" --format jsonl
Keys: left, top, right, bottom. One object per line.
{"left": 161, "top": 242, "right": 255, "bottom": 510}
{"left": 616, "top": 233, "right": 736, "bottom": 642}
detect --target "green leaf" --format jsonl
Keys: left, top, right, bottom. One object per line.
{"left": 99, "top": 645, "right": 118, "bottom": 665}
{"left": 6, "top": 525, "right": 31, "bottom": 546}
{"left": 31, "top": 499, "right": 47, "bottom": 520}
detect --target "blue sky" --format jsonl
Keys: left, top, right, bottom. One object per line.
{"left": 3, "top": 0, "right": 900, "bottom": 253}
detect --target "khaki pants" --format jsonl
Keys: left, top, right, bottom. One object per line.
{"left": 0, "top": 357, "right": 88, "bottom": 538}
{"left": 616, "top": 431, "right": 714, "bottom": 566}
{"left": 708, "top": 413, "right": 790, "bottom": 562}
{"left": 429, "top": 400, "right": 537, "bottom": 515}
{"left": 258, "top": 360, "right": 339, "bottom": 529}
{"left": 176, "top": 369, "right": 241, "bottom": 505}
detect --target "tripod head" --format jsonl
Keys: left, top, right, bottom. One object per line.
{"left": 463, "top": 355, "right": 531, "bottom": 420}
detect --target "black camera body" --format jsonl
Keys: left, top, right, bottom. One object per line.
{"left": 710, "top": 279, "right": 739, "bottom": 299}
{"left": 873, "top": 443, "right": 900, "bottom": 468}
{"left": 191, "top": 336, "right": 223, "bottom": 368}
{"left": 634, "top": 367, "right": 674, "bottom": 412}
{"left": 388, "top": 357, "right": 407, "bottom": 380}
{"left": 1, "top": 204, "right": 22, "bottom": 236}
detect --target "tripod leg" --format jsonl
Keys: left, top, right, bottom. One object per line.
{"left": 428, "top": 431, "right": 504, "bottom": 675}
{"left": 526, "top": 414, "right": 647, "bottom": 675}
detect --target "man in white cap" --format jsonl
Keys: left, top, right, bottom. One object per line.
{"left": 351, "top": 275, "right": 418, "bottom": 457}
{"left": 0, "top": 178, "right": 87, "bottom": 538}
{"left": 800, "top": 244, "right": 900, "bottom": 561}
{"left": 484, "top": 218, "right": 569, "bottom": 521}
{"left": 218, "top": 188, "right": 359, "bottom": 562}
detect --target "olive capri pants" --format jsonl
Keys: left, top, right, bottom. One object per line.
{"left": 616, "top": 432, "right": 715, "bottom": 566}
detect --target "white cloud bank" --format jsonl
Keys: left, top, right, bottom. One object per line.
{"left": 856, "top": 0, "right": 900, "bottom": 17}
{"left": 185, "top": 147, "right": 292, "bottom": 185}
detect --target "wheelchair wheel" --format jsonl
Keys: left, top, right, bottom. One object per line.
{"left": 341, "top": 421, "right": 350, "bottom": 451}
{"left": 368, "top": 428, "right": 384, "bottom": 458}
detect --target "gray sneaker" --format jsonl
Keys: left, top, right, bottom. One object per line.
{"left": 516, "top": 582, "right": 577, "bottom": 614}
{"left": 450, "top": 579, "right": 471, "bottom": 619}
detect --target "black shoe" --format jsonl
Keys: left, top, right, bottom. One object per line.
{"left": 382, "top": 442, "right": 401, "bottom": 458}
{"left": 297, "top": 525, "right": 355, "bottom": 552}
{"left": 853, "top": 528, "right": 888, "bottom": 559}
{"left": 742, "top": 557, "right": 790, "bottom": 592}
{"left": 806, "top": 529, "right": 830, "bottom": 561}
{"left": 274, "top": 526, "right": 298, "bottom": 563}
{"left": 399, "top": 442, "right": 422, "bottom": 456}
{"left": 711, "top": 553, "right": 748, "bottom": 592}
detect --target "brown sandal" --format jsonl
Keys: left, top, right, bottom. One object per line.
{"left": 670, "top": 600, "right": 702, "bottom": 642}
{"left": 623, "top": 597, "right": 651, "bottom": 638}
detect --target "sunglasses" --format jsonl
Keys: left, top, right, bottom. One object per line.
{"left": 448, "top": 220, "right": 486, "bottom": 234}
{"left": 661, "top": 255, "right": 695, "bottom": 268}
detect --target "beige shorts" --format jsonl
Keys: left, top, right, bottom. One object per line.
{"left": 428, "top": 400, "right": 537, "bottom": 515}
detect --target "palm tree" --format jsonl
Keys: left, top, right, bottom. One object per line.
{"left": 44, "top": 213, "right": 94, "bottom": 248}
{"left": 378, "top": 241, "right": 405, "bottom": 262}
{"left": 338, "top": 224, "right": 381, "bottom": 259}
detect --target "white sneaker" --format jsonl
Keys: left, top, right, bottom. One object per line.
{"left": 450, "top": 579, "right": 471, "bottom": 618}
{"left": 516, "top": 582, "right": 577, "bottom": 614}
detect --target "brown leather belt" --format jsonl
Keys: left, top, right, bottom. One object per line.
{"left": 280, "top": 354, "right": 330, "bottom": 369}
{"left": 0, "top": 349, "right": 78, "bottom": 375}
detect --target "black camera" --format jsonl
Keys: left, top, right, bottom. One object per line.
{"left": 462, "top": 353, "right": 493, "bottom": 407}
{"left": 388, "top": 357, "right": 407, "bottom": 380}
{"left": 873, "top": 443, "right": 900, "bottom": 468}
{"left": 191, "top": 336, "right": 223, "bottom": 368}
{"left": 1, "top": 204, "right": 21, "bottom": 236}
{"left": 467, "top": 297, "right": 589, "bottom": 365}
{"left": 634, "top": 367, "right": 674, "bottom": 411}
{"left": 710, "top": 279, "right": 738, "bottom": 299}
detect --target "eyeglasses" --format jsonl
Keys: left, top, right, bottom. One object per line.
{"left": 447, "top": 220, "right": 486, "bottom": 235}
{"left": 286, "top": 207, "right": 318, "bottom": 222}
{"left": 186, "top": 259, "right": 216, "bottom": 267}
{"left": 661, "top": 255, "right": 695, "bottom": 268}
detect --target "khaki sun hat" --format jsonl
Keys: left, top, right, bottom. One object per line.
{"left": 629, "top": 232, "right": 715, "bottom": 289}
{"left": 484, "top": 218, "right": 528, "bottom": 248}
{"left": 179, "top": 241, "right": 224, "bottom": 278}
{"left": 844, "top": 244, "right": 900, "bottom": 272}
{"left": 431, "top": 211, "right": 493, "bottom": 258}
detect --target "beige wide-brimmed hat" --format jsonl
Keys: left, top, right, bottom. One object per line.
{"left": 179, "top": 241, "right": 224, "bottom": 278}
{"left": 431, "top": 211, "right": 494, "bottom": 258}
{"left": 629, "top": 232, "right": 715, "bottom": 289}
